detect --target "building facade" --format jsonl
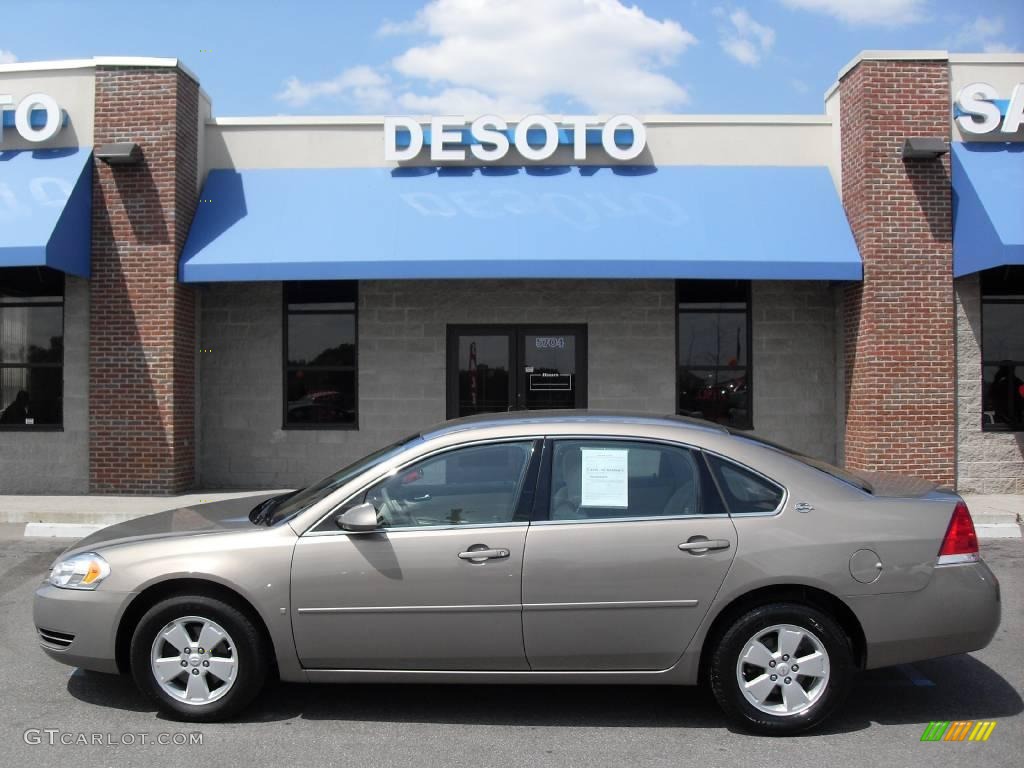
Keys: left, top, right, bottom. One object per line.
{"left": 1, "top": 52, "right": 1022, "bottom": 494}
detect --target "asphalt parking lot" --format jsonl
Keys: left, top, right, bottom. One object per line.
{"left": 1, "top": 529, "right": 1020, "bottom": 768}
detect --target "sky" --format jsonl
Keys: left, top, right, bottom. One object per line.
{"left": 0, "top": 0, "right": 1021, "bottom": 117}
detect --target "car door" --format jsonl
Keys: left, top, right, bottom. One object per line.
{"left": 291, "top": 439, "right": 541, "bottom": 670}
{"left": 522, "top": 438, "right": 740, "bottom": 671}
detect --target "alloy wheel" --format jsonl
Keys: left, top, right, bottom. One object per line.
{"left": 149, "top": 615, "right": 239, "bottom": 706}
{"left": 734, "top": 623, "right": 830, "bottom": 716}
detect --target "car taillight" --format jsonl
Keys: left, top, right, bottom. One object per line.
{"left": 937, "top": 501, "right": 979, "bottom": 564}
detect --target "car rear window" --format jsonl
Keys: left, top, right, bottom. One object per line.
{"left": 705, "top": 454, "right": 784, "bottom": 514}
{"left": 726, "top": 429, "right": 874, "bottom": 494}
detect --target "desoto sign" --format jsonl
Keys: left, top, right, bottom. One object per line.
{"left": 0, "top": 92, "right": 64, "bottom": 143}
{"left": 385, "top": 115, "right": 647, "bottom": 162}
{"left": 954, "top": 82, "right": 1023, "bottom": 134}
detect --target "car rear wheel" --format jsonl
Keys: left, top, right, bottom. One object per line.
{"left": 130, "top": 595, "right": 267, "bottom": 721}
{"left": 709, "top": 602, "right": 854, "bottom": 735}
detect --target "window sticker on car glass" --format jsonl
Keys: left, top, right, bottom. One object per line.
{"left": 580, "top": 448, "right": 629, "bottom": 508}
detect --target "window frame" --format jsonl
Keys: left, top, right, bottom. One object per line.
{"left": 0, "top": 268, "right": 65, "bottom": 432}
{"left": 532, "top": 435, "right": 732, "bottom": 524}
{"left": 282, "top": 281, "right": 359, "bottom": 431}
{"left": 980, "top": 268, "right": 1024, "bottom": 433}
{"left": 675, "top": 279, "right": 754, "bottom": 431}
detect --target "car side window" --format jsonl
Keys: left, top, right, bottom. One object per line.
{"left": 705, "top": 454, "right": 784, "bottom": 514}
{"left": 549, "top": 440, "right": 711, "bottom": 521}
{"left": 364, "top": 441, "right": 535, "bottom": 528}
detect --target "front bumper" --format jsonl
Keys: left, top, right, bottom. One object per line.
{"left": 33, "top": 583, "right": 134, "bottom": 674}
{"left": 846, "top": 559, "right": 1001, "bottom": 670}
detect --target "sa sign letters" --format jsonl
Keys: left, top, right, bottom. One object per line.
{"left": 955, "top": 82, "right": 1024, "bottom": 135}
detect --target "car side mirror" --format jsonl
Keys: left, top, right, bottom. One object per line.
{"left": 336, "top": 502, "right": 380, "bottom": 533}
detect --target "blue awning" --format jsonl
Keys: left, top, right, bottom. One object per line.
{"left": 0, "top": 148, "right": 92, "bottom": 278}
{"left": 952, "top": 142, "right": 1024, "bottom": 277}
{"left": 180, "top": 164, "right": 861, "bottom": 282}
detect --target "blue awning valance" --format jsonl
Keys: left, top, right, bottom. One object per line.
{"left": 179, "top": 164, "right": 861, "bottom": 283}
{"left": 952, "top": 142, "right": 1024, "bottom": 277}
{"left": 0, "top": 148, "right": 92, "bottom": 278}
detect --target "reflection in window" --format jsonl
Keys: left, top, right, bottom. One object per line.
{"left": 365, "top": 442, "right": 534, "bottom": 527}
{"left": 0, "top": 268, "right": 64, "bottom": 428}
{"left": 457, "top": 335, "right": 511, "bottom": 416}
{"left": 981, "top": 267, "right": 1024, "bottom": 431}
{"left": 284, "top": 281, "right": 357, "bottom": 428}
{"left": 676, "top": 280, "right": 752, "bottom": 429}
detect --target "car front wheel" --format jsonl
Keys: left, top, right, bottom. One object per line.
{"left": 129, "top": 595, "right": 267, "bottom": 721}
{"left": 709, "top": 602, "right": 855, "bottom": 735}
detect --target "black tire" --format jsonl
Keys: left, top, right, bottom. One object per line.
{"left": 709, "top": 602, "right": 855, "bottom": 735}
{"left": 130, "top": 595, "right": 268, "bottom": 722}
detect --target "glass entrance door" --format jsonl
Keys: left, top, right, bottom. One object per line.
{"left": 447, "top": 325, "right": 587, "bottom": 418}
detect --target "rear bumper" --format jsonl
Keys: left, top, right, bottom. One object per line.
{"left": 846, "top": 559, "right": 1001, "bottom": 670}
{"left": 33, "top": 583, "right": 133, "bottom": 674}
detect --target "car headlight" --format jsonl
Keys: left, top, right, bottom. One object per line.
{"left": 48, "top": 552, "right": 111, "bottom": 590}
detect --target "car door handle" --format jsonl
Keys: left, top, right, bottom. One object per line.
{"left": 458, "top": 548, "right": 510, "bottom": 561}
{"left": 678, "top": 539, "right": 731, "bottom": 553}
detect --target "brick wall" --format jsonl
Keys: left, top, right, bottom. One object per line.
{"left": 197, "top": 279, "right": 838, "bottom": 489}
{"left": 839, "top": 60, "right": 956, "bottom": 485}
{"left": 89, "top": 66, "right": 199, "bottom": 493}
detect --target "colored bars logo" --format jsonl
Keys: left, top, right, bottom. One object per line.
{"left": 920, "top": 721, "right": 997, "bottom": 742}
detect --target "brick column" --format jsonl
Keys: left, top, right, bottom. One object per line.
{"left": 839, "top": 59, "right": 955, "bottom": 485}
{"left": 89, "top": 65, "right": 199, "bottom": 493}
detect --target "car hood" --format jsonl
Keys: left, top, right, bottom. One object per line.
{"left": 64, "top": 493, "right": 286, "bottom": 556}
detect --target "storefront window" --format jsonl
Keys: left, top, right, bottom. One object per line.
{"left": 981, "top": 267, "right": 1024, "bottom": 432}
{"left": 284, "top": 281, "right": 357, "bottom": 428}
{"left": 0, "top": 268, "right": 64, "bottom": 429}
{"left": 676, "top": 280, "right": 752, "bottom": 429}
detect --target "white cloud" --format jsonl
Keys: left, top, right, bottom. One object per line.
{"left": 719, "top": 9, "right": 775, "bottom": 66}
{"left": 947, "top": 16, "right": 1017, "bottom": 54}
{"left": 275, "top": 65, "right": 393, "bottom": 109}
{"left": 277, "top": 0, "right": 697, "bottom": 114}
{"left": 780, "top": 0, "right": 926, "bottom": 26}
{"left": 790, "top": 78, "right": 810, "bottom": 93}
{"left": 0, "top": 49, "right": 17, "bottom": 65}
{"left": 392, "top": 0, "right": 696, "bottom": 114}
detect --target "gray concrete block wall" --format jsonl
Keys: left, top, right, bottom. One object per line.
{"left": 0, "top": 275, "right": 90, "bottom": 493}
{"left": 751, "top": 281, "right": 838, "bottom": 463}
{"left": 955, "top": 275, "right": 1024, "bottom": 493}
{"left": 198, "top": 279, "right": 676, "bottom": 488}
{"left": 198, "top": 279, "right": 840, "bottom": 489}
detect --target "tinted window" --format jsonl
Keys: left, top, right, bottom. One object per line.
{"left": 365, "top": 442, "right": 535, "bottom": 528}
{"left": 549, "top": 440, "right": 720, "bottom": 520}
{"left": 0, "top": 267, "right": 64, "bottom": 428}
{"left": 706, "top": 454, "right": 784, "bottom": 514}
{"left": 284, "top": 281, "right": 357, "bottom": 428}
{"left": 677, "top": 280, "right": 752, "bottom": 429}
{"left": 981, "top": 266, "right": 1024, "bottom": 431}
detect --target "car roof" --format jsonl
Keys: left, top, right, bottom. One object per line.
{"left": 419, "top": 410, "right": 729, "bottom": 441}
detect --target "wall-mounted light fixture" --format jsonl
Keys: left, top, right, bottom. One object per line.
{"left": 96, "top": 142, "right": 141, "bottom": 165}
{"left": 901, "top": 137, "right": 949, "bottom": 160}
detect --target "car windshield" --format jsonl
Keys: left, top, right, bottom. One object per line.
{"left": 264, "top": 433, "right": 423, "bottom": 525}
{"left": 727, "top": 429, "right": 875, "bottom": 494}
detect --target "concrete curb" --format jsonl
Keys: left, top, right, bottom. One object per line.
{"left": 24, "top": 522, "right": 105, "bottom": 539}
